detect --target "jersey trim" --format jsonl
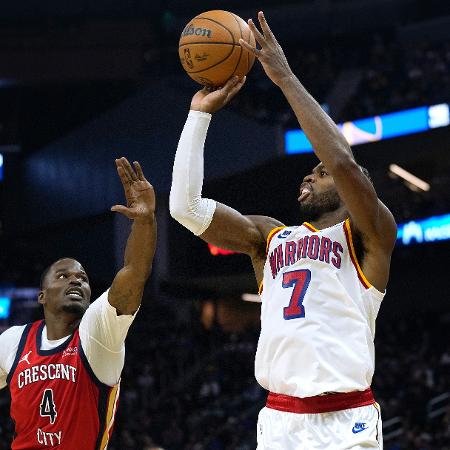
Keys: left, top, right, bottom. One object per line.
{"left": 343, "top": 219, "right": 371, "bottom": 289}
{"left": 80, "top": 343, "right": 118, "bottom": 450}
{"left": 265, "top": 226, "right": 286, "bottom": 253}
{"left": 98, "top": 384, "right": 120, "bottom": 449}
{"left": 302, "top": 222, "right": 319, "bottom": 232}
{"left": 36, "top": 320, "right": 74, "bottom": 356}
{"left": 374, "top": 402, "right": 381, "bottom": 444}
{"left": 79, "top": 335, "right": 119, "bottom": 449}
{"left": 6, "top": 323, "right": 33, "bottom": 385}
{"left": 94, "top": 384, "right": 110, "bottom": 450}
{"left": 260, "top": 226, "right": 286, "bottom": 296}
{"left": 79, "top": 341, "right": 104, "bottom": 388}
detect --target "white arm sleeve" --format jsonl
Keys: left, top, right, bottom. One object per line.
{"left": 0, "top": 326, "right": 25, "bottom": 389}
{"left": 170, "top": 110, "right": 217, "bottom": 236}
{"left": 79, "top": 290, "right": 137, "bottom": 387}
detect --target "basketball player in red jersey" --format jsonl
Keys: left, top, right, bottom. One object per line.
{"left": 0, "top": 157, "right": 156, "bottom": 449}
{"left": 170, "top": 12, "right": 396, "bottom": 449}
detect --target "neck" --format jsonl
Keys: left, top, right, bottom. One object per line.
{"left": 43, "top": 312, "right": 81, "bottom": 340}
{"left": 307, "top": 206, "right": 348, "bottom": 230}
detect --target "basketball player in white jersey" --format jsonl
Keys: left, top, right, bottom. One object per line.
{"left": 170, "top": 11, "right": 396, "bottom": 449}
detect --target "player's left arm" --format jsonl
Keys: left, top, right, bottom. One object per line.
{"left": 241, "top": 12, "right": 396, "bottom": 287}
{"left": 108, "top": 157, "right": 157, "bottom": 315}
{"left": 78, "top": 158, "right": 156, "bottom": 385}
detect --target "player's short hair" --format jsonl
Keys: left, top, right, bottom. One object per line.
{"left": 39, "top": 257, "right": 77, "bottom": 290}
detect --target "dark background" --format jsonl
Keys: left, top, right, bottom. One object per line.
{"left": 0, "top": 0, "right": 449, "bottom": 449}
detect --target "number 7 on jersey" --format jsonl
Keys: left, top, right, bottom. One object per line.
{"left": 282, "top": 269, "right": 311, "bottom": 320}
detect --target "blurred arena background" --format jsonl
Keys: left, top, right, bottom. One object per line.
{"left": 0, "top": 0, "right": 449, "bottom": 448}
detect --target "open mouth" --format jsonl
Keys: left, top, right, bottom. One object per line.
{"left": 298, "top": 184, "right": 312, "bottom": 202}
{"left": 65, "top": 288, "right": 84, "bottom": 300}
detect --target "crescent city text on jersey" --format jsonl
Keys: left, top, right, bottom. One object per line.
{"left": 268, "top": 233, "right": 344, "bottom": 278}
{"left": 17, "top": 364, "right": 77, "bottom": 388}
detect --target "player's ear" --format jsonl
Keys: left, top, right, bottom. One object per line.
{"left": 38, "top": 291, "right": 45, "bottom": 305}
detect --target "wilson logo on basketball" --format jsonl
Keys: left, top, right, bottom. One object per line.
{"left": 182, "top": 24, "right": 212, "bottom": 38}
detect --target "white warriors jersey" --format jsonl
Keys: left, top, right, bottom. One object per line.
{"left": 255, "top": 219, "right": 385, "bottom": 398}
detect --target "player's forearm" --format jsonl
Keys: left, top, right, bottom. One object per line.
{"left": 109, "top": 216, "right": 156, "bottom": 315}
{"left": 169, "top": 110, "right": 217, "bottom": 235}
{"left": 279, "top": 75, "right": 354, "bottom": 169}
{"left": 123, "top": 216, "right": 156, "bottom": 281}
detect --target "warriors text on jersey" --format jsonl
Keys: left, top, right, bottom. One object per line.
{"left": 7, "top": 320, "right": 120, "bottom": 449}
{"left": 255, "top": 219, "right": 385, "bottom": 398}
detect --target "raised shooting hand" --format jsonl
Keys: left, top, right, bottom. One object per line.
{"left": 240, "top": 11, "right": 294, "bottom": 87}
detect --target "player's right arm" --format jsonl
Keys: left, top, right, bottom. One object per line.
{"left": 170, "top": 77, "right": 283, "bottom": 265}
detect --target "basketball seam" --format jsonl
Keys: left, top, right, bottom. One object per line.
{"left": 230, "top": 13, "right": 244, "bottom": 77}
{"left": 194, "top": 16, "right": 236, "bottom": 44}
{"left": 179, "top": 42, "right": 239, "bottom": 47}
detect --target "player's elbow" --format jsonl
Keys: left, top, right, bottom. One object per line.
{"left": 169, "top": 194, "right": 216, "bottom": 236}
{"left": 169, "top": 194, "right": 191, "bottom": 223}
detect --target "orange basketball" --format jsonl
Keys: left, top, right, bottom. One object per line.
{"left": 179, "top": 10, "right": 256, "bottom": 87}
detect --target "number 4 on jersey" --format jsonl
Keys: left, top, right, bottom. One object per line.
{"left": 40, "top": 389, "right": 57, "bottom": 424}
{"left": 282, "top": 269, "right": 311, "bottom": 320}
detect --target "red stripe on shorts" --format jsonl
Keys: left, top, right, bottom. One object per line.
{"left": 266, "top": 388, "right": 375, "bottom": 414}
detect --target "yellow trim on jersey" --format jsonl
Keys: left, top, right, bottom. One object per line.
{"left": 258, "top": 280, "right": 263, "bottom": 295}
{"left": 265, "top": 226, "right": 286, "bottom": 253}
{"left": 344, "top": 219, "right": 372, "bottom": 289}
{"left": 261, "top": 226, "right": 286, "bottom": 295}
{"left": 303, "top": 222, "right": 319, "bottom": 232}
{"left": 100, "top": 383, "right": 120, "bottom": 449}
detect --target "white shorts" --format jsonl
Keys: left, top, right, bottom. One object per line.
{"left": 256, "top": 403, "right": 382, "bottom": 450}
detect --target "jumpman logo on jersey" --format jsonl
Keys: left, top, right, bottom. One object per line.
{"left": 19, "top": 351, "right": 32, "bottom": 365}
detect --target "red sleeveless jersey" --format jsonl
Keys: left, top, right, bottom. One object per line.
{"left": 7, "top": 320, "right": 120, "bottom": 449}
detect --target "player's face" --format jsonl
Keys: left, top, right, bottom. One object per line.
{"left": 39, "top": 258, "right": 91, "bottom": 318}
{"left": 297, "top": 163, "right": 342, "bottom": 220}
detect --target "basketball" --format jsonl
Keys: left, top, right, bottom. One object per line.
{"left": 179, "top": 10, "right": 256, "bottom": 88}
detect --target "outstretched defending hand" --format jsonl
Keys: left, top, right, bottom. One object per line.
{"left": 240, "top": 11, "right": 294, "bottom": 87}
{"left": 111, "top": 157, "right": 155, "bottom": 221}
{"left": 190, "top": 76, "right": 246, "bottom": 114}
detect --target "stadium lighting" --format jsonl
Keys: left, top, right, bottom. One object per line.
{"left": 397, "top": 213, "right": 450, "bottom": 246}
{"left": 285, "top": 103, "right": 450, "bottom": 154}
{"left": 389, "top": 164, "right": 430, "bottom": 192}
{"left": 241, "top": 293, "right": 261, "bottom": 303}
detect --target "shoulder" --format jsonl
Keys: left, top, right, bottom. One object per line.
{"left": 350, "top": 200, "right": 397, "bottom": 253}
{"left": 0, "top": 325, "right": 27, "bottom": 371}
{"left": 0, "top": 325, "right": 27, "bottom": 344}
{"left": 80, "top": 290, "right": 110, "bottom": 325}
{"left": 80, "top": 288, "right": 137, "bottom": 335}
{"left": 245, "top": 215, "right": 285, "bottom": 258}
{"left": 245, "top": 215, "right": 285, "bottom": 241}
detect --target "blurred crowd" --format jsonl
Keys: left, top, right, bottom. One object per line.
{"left": 229, "top": 36, "right": 450, "bottom": 127}
{"left": 1, "top": 297, "right": 449, "bottom": 449}
{"left": 343, "top": 39, "right": 450, "bottom": 121}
